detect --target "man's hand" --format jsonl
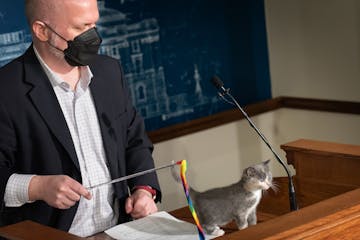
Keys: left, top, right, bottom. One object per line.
{"left": 125, "top": 189, "right": 158, "bottom": 219}
{"left": 28, "top": 175, "right": 92, "bottom": 209}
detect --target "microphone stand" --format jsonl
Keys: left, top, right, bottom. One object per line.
{"left": 215, "top": 82, "right": 298, "bottom": 211}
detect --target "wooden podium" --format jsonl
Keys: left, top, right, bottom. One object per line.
{"left": 221, "top": 188, "right": 360, "bottom": 239}
{"left": 1, "top": 139, "right": 360, "bottom": 240}
{"left": 2, "top": 190, "right": 360, "bottom": 240}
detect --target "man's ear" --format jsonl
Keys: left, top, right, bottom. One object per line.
{"left": 32, "top": 20, "right": 49, "bottom": 42}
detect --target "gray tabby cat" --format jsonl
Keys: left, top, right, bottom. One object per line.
{"left": 173, "top": 160, "right": 273, "bottom": 237}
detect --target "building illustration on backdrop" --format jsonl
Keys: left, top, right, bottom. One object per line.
{"left": 96, "top": 1, "right": 211, "bottom": 123}
{"left": 0, "top": 30, "right": 31, "bottom": 67}
{"left": 0, "top": 1, "right": 217, "bottom": 130}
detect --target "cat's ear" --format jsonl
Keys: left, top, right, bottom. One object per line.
{"left": 246, "top": 167, "right": 256, "bottom": 177}
{"left": 263, "top": 159, "right": 271, "bottom": 165}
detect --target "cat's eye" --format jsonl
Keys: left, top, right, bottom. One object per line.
{"left": 259, "top": 173, "right": 266, "bottom": 181}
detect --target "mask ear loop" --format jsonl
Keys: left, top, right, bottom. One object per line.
{"left": 41, "top": 22, "right": 69, "bottom": 53}
{"left": 42, "top": 22, "right": 69, "bottom": 42}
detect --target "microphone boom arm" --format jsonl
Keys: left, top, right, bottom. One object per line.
{"left": 225, "top": 93, "right": 298, "bottom": 211}
{"left": 212, "top": 75, "right": 298, "bottom": 211}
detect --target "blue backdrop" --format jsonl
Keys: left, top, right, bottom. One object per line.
{"left": 0, "top": 0, "right": 271, "bottom": 131}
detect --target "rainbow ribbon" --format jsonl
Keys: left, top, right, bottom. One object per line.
{"left": 176, "top": 160, "right": 206, "bottom": 240}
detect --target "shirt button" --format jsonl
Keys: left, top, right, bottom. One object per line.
{"left": 60, "top": 82, "right": 70, "bottom": 89}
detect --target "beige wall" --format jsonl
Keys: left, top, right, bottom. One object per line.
{"left": 154, "top": 0, "right": 360, "bottom": 212}
{"left": 265, "top": 0, "right": 360, "bottom": 101}
{"left": 154, "top": 110, "right": 360, "bottom": 211}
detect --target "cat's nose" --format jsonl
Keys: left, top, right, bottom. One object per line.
{"left": 264, "top": 180, "right": 271, "bottom": 189}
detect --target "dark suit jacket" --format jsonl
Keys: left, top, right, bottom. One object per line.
{"left": 0, "top": 46, "right": 161, "bottom": 231}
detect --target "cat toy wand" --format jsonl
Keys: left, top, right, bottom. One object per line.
{"left": 87, "top": 162, "right": 178, "bottom": 190}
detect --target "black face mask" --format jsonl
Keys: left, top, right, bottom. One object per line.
{"left": 45, "top": 24, "right": 102, "bottom": 66}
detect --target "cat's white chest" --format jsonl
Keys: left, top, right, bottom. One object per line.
{"left": 250, "top": 190, "right": 262, "bottom": 210}
{"left": 242, "top": 190, "right": 262, "bottom": 218}
{"left": 254, "top": 190, "right": 262, "bottom": 203}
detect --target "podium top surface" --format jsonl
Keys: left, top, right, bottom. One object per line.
{"left": 0, "top": 220, "right": 84, "bottom": 240}
{"left": 281, "top": 138, "right": 360, "bottom": 157}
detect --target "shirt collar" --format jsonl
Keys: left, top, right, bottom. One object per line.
{"left": 33, "top": 45, "right": 93, "bottom": 92}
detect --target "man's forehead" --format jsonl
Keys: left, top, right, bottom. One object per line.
{"left": 53, "top": 0, "right": 99, "bottom": 24}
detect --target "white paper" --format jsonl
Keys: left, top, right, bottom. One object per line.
{"left": 104, "top": 211, "right": 216, "bottom": 240}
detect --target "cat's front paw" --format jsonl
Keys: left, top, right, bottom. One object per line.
{"left": 210, "top": 226, "right": 225, "bottom": 237}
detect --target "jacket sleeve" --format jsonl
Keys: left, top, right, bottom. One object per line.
{"left": 0, "top": 101, "right": 17, "bottom": 212}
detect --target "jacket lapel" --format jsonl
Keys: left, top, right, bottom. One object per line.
{"left": 23, "top": 47, "right": 80, "bottom": 172}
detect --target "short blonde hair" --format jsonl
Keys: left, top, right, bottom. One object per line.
{"left": 24, "top": 0, "right": 57, "bottom": 26}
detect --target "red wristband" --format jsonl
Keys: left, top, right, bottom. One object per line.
{"left": 132, "top": 185, "right": 157, "bottom": 199}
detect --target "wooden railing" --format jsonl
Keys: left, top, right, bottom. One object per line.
{"left": 148, "top": 97, "right": 360, "bottom": 143}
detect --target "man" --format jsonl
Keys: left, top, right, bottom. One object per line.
{"left": 0, "top": 0, "right": 161, "bottom": 237}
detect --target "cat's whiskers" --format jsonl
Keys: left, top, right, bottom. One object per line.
{"left": 270, "top": 180, "right": 280, "bottom": 193}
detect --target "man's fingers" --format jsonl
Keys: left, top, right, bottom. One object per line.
{"left": 69, "top": 181, "right": 92, "bottom": 200}
{"left": 125, "top": 197, "right": 133, "bottom": 214}
{"left": 65, "top": 189, "right": 82, "bottom": 202}
{"left": 59, "top": 197, "right": 76, "bottom": 209}
{"left": 125, "top": 192, "right": 158, "bottom": 219}
{"left": 80, "top": 188, "right": 92, "bottom": 200}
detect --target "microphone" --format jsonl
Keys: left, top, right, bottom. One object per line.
{"left": 211, "top": 76, "right": 298, "bottom": 211}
